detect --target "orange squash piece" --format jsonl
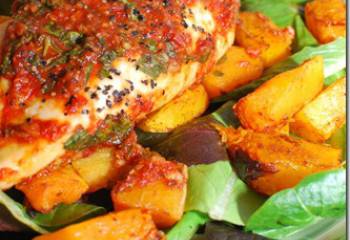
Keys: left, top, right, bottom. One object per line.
{"left": 291, "top": 77, "right": 346, "bottom": 143}
{"left": 235, "top": 12, "right": 294, "bottom": 68}
{"left": 203, "top": 46, "right": 264, "bottom": 98}
{"left": 17, "top": 165, "right": 88, "bottom": 213}
{"left": 234, "top": 56, "right": 324, "bottom": 132}
{"left": 225, "top": 128, "right": 341, "bottom": 196}
{"left": 112, "top": 153, "right": 187, "bottom": 228}
{"left": 305, "top": 0, "right": 346, "bottom": 44}
{"left": 33, "top": 209, "right": 165, "bottom": 240}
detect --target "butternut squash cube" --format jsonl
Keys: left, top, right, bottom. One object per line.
{"left": 305, "top": 0, "right": 346, "bottom": 44}
{"left": 112, "top": 154, "right": 187, "bottom": 228}
{"left": 33, "top": 209, "right": 165, "bottom": 240}
{"left": 203, "top": 46, "right": 264, "bottom": 98}
{"left": 17, "top": 165, "right": 88, "bottom": 213}
{"left": 72, "top": 148, "right": 118, "bottom": 192}
{"left": 291, "top": 77, "right": 346, "bottom": 143}
{"left": 225, "top": 128, "right": 341, "bottom": 196}
{"left": 234, "top": 56, "right": 324, "bottom": 132}
{"left": 235, "top": 12, "right": 294, "bottom": 68}
{"left": 138, "top": 84, "right": 208, "bottom": 133}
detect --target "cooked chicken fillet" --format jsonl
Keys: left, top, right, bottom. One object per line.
{"left": 0, "top": 0, "right": 239, "bottom": 189}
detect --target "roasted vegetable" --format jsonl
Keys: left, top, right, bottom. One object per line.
{"left": 234, "top": 56, "right": 324, "bottom": 132}
{"left": 305, "top": 0, "right": 346, "bottom": 44}
{"left": 203, "top": 46, "right": 264, "bottom": 98}
{"left": 71, "top": 148, "right": 118, "bottom": 193}
{"left": 235, "top": 12, "right": 294, "bottom": 68}
{"left": 112, "top": 153, "right": 187, "bottom": 228}
{"left": 16, "top": 165, "right": 88, "bottom": 213}
{"left": 138, "top": 84, "right": 209, "bottom": 133}
{"left": 33, "top": 209, "right": 165, "bottom": 240}
{"left": 291, "top": 77, "right": 346, "bottom": 143}
{"left": 225, "top": 128, "right": 341, "bottom": 196}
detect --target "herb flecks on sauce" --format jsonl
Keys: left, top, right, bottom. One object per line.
{"left": 0, "top": 0, "right": 239, "bottom": 139}
{"left": 64, "top": 114, "right": 133, "bottom": 151}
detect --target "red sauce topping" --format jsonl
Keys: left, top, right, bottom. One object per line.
{"left": 0, "top": 0, "right": 239, "bottom": 141}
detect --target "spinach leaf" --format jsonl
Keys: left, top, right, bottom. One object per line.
{"left": 0, "top": 191, "right": 47, "bottom": 234}
{"left": 64, "top": 114, "right": 132, "bottom": 151}
{"left": 246, "top": 169, "right": 346, "bottom": 239}
{"left": 325, "top": 69, "right": 346, "bottom": 86}
{"left": 33, "top": 203, "right": 106, "bottom": 231}
{"left": 166, "top": 211, "right": 209, "bottom": 240}
{"left": 292, "top": 15, "right": 318, "bottom": 52}
{"left": 0, "top": 190, "right": 107, "bottom": 234}
{"left": 241, "top": 0, "right": 300, "bottom": 27}
{"left": 328, "top": 125, "right": 347, "bottom": 161}
{"left": 212, "top": 37, "right": 346, "bottom": 103}
{"left": 186, "top": 161, "right": 265, "bottom": 226}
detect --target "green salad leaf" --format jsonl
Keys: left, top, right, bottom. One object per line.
{"left": 0, "top": 191, "right": 47, "bottom": 234}
{"left": 246, "top": 169, "right": 346, "bottom": 239}
{"left": 166, "top": 211, "right": 209, "bottom": 240}
{"left": 292, "top": 15, "right": 318, "bottom": 52}
{"left": 241, "top": 0, "right": 300, "bottom": 27}
{"left": 186, "top": 161, "right": 265, "bottom": 226}
{"left": 328, "top": 125, "right": 347, "bottom": 161}
{"left": 213, "top": 37, "right": 346, "bottom": 103}
{"left": 0, "top": 190, "right": 106, "bottom": 234}
{"left": 33, "top": 203, "right": 106, "bottom": 231}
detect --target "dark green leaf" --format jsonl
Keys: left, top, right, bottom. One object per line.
{"left": 209, "top": 100, "right": 240, "bottom": 128}
{"left": 212, "top": 38, "right": 346, "bottom": 103}
{"left": 292, "top": 14, "right": 318, "bottom": 52}
{"left": 166, "top": 211, "right": 209, "bottom": 240}
{"left": 328, "top": 125, "right": 347, "bottom": 161}
{"left": 0, "top": 191, "right": 47, "bottom": 233}
{"left": 246, "top": 169, "right": 346, "bottom": 239}
{"left": 100, "top": 50, "right": 118, "bottom": 65}
{"left": 33, "top": 203, "right": 106, "bottom": 231}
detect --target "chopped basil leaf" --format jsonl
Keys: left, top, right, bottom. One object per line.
{"left": 64, "top": 115, "right": 133, "bottom": 151}
{"left": 146, "top": 39, "right": 158, "bottom": 53}
{"left": 85, "top": 63, "right": 94, "bottom": 82}
{"left": 99, "top": 68, "right": 111, "bottom": 79}
{"left": 62, "top": 31, "right": 83, "bottom": 46}
{"left": 166, "top": 42, "right": 176, "bottom": 58}
{"left": 100, "top": 50, "right": 118, "bottom": 65}
{"left": 137, "top": 53, "right": 168, "bottom": 79}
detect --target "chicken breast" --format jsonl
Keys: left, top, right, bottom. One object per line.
{"left": 0, "top": 0, "right": 239, "bottom": 189}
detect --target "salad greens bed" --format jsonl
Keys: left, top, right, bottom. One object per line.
{"left": 0, "top": 0, "right": 346, "bottom": 239}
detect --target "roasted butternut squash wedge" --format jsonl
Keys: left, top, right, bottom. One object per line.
{"left": 291, "top": 77, "right": 346, "bottom": 143}
{"left": 203, "top": 46, "right": 264, "bottom": 98}
{"left": 112, "top": 153, "right": 187, "bottom": 228}
{"left": 33, "top": 209, "right": 165, "bottom": 240}
{"left": 17, "top": 165, "right": 88, "bottom": 213}
{"left": 234, "top": 56, "right": 324, "bottom": 132}
{"left": 305, "top": 0, "right": 346, "bottom": 44}
{"left": 235, "top": 12, "right": 294, "bottom": 67}
{"left": 71, "top": 148, "right": 118, "bottom": 193}
{"left": 225, "top": 128, "right": 341, "bottom": 196}
{"left": 138, "top": 84, "right": 209, "bottom": 133}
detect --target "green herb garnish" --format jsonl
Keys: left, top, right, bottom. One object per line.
{"left": 64, "top": 115, "right": 133, "bottom": 151}
{"left": 137, "top": 53, "right": 168, "bottom": 79}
